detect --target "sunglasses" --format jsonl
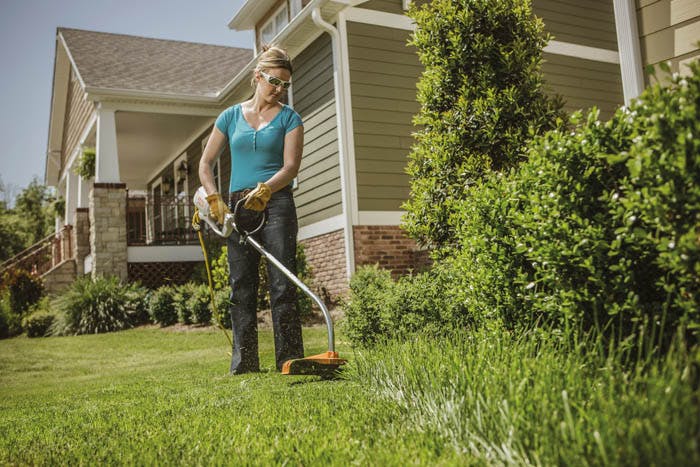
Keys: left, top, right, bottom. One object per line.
{"left": 260, "top": 70, "right": 292, "bottom": 89}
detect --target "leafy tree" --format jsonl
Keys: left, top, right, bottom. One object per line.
{"left": 402, "top": 0, "right": 563, "bottom": 253}
{"left": 0, "top": 177, "right": 55, "bottom": 262}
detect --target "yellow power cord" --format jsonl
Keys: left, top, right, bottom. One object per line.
{"left": 192, "top": 209, "right": 233, "bottom": 349}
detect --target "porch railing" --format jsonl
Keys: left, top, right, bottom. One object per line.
{"left": 127, "top": 193, "right": 200, "bottom": 246}
{"left": 0, "top": 225, "right": 73, "bottom": 277}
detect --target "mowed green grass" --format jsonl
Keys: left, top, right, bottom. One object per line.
{"left": 0, "top": 326, "right": 456, "bottom": 465}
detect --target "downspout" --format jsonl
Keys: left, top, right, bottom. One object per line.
{"left": 613, "top": 0, "right": 645, "bottom": 104}
{"left": 312, "top": 7, "right": 356, "bottom": 280}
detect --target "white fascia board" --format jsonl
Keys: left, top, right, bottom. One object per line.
{"left": 298, "top": 214, "right": 345, "bottom": 240}
{"left": 127, "top": 245, "right": 204, "bottom": 262}
{"left": 84, "top": 86, "right": 222, "bottom": 105}
{"left": 228, "top": 0, "right": 279, "bottom": 30}
{"left": 544, "top": 40, "right": 620, "bottom": 64}
{"left": 57, "top": 31, "right": 87, "bottom": 89}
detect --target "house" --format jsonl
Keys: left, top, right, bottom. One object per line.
{"left": 36, "top": 0, "right": 699, "bottom": 297}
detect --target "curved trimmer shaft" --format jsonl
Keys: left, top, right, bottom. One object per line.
{"left": 243, "top": 235, "right": 336, "bottom": 353}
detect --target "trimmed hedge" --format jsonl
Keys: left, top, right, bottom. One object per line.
{"left": 448, "top": 61, "right": 700, "bottom": 339}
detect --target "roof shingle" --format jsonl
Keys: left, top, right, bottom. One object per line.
{"left": 59, "top": 28, "right": 253, "bottom": 97}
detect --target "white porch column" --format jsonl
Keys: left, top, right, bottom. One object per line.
{"left": 96, "top": 106, "right": 121, "bottom": 183}
{"left": 77, "top": 176, "right": 90, "bottom": 208}
{"left": 613, "top": 0, "right": 645, "bottom": 104}
{"left": 65, "top": 171, "right": 79, "bottom": 223}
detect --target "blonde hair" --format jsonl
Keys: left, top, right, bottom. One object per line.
{"left": 251, "top": 44, "right": 293, "bottom": 88}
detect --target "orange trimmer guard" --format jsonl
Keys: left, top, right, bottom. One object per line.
{"left": 281, "top": 351, "right": 347, "bottom": 375}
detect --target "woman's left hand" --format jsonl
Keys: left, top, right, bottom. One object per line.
{"left": 243, "top": 182, "right": 272, "bottom": 211}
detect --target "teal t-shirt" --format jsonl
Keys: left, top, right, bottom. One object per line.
{"left": 215, "top": 103, "right": 303, "bottom": 192}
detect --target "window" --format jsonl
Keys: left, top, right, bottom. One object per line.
{"left": 259, "top": 4, "right": 289, "bottom": 45}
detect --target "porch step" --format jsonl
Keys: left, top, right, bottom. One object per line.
{"left": 42, "top": 259, "right": 77, "bottom": 295}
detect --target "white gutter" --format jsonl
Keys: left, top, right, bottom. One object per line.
{"left": 311, "top": 7, "right": 356, "bottom": 279}
{"left": 613, "top": 0, "right": 645, "bottom": 104}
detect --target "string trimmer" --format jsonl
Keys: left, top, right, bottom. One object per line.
{"left": 192, "top": 187, "right": 346, "bottom": 376}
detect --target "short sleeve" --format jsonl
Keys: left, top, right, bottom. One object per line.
{"left": 285, "top": 108, "right": 303, "bottom": 134}
{"left": 215, "top": 106, "right": 236, "bottom": 135}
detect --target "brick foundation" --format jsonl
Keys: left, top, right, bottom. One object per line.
{"left": 299, "top": 229, "right": 347, "bottom": 302}
{"left": 353, "top": 225, "right": 431, "bottom": 278}
{"left": 299, "top": 225, "right": 431, "bottom": 303}
{"left": 128, "top": 261, "right": 201, "bottom": 289}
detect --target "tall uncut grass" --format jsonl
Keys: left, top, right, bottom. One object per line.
{"left": 346, "top": 324, "right": 700, "bottom": 465}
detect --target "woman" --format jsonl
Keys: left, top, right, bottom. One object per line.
{"left": 198, "top": 45, "right": 304, "bottom": 374}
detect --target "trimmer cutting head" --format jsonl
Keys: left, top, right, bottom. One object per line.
{"left": 282, "top": 351, "right": 347, "bottom": 376}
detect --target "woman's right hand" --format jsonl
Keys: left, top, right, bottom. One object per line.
{"left": 206, "top": 193, "right": 230, "bottom": 223}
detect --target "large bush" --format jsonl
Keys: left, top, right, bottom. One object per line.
{"left": 402, "top": 0, "right": 562, "bottom": 251}
{"left": 51, "top": 277, "right": 147, "bottom": 335}
{"left": 449, "top": 61, "right": 700, "bottom": 339}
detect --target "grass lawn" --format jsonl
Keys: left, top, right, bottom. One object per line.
{"left": 0, "top": 326, "right": 455, "bottom": 465}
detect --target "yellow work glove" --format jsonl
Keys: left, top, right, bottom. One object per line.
{"left": 243, "top": 182, "right": 272, "bottom": 212}
{"left": 205, "top": 192, "right": 230, "bottom": 223}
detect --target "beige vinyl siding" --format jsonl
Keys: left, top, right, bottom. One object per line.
{"left": 62, "top": 68, "right": 94, "bottom": 175}
{"left": 533, "top": 0, "right": 618, "bottom": 50}
{"left": 542, "top": 53, "right": 624, "bottom": 119}
{"left": 292, "top": 34, "right": 342, "bottom": 227}
{"left": 292, "top": 34, "right": 334, "bottom": 118}
{"left": 348, "top": 22, "right": 420, "bottom": 211}
{"left": 636, "top": 0, "right": 700, "bottom": 81}
{"left": 295, "top": 101, "right": 342, "bottom": 226}
{"left": 360, "top": 0, "right": 404, "bottom": 15}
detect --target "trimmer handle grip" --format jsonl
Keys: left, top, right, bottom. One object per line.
{"left": 231, "top": 198, "right": 266, "bottom": 237}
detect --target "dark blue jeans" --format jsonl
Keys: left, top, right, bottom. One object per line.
{"left": 226, "top": 188, "right": 304, "bottom": 373}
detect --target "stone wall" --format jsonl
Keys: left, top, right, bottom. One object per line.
{"left": 72, "top": 208, "right": 90, "bottom": 276}
{"left": 353, "top": 225, "right": 431, "bottom": 278}
{"left": 43, "top": 259, "right": 76, "bottom": 295}
{"left": 299, "top": 229, "right": 347, "bottom": 302}
{"left": 90, "top": 183, "right": 127, "bottom": 281}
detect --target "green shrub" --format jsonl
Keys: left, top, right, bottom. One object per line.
{"left": 447, "top": 60, "right": 700, "bottom": 339}
{"left": 212, "top": 289, "right": 232, "bottom": 329}
{"left": 148, "top": 286, "right": 177, "bottom": 327}
{"left": 187, "top": 284, "right": 212, "bottom": 325}
{"left": 23, "top": 309, "right": 56, "bottom": 338}
{"left": 51, "top": 277, "right": 145, "bottom": 335}
{"left": 342, "top": 265, "right": 474, "bottom": 347}
{"left": 173, "top": 282, "right": 198, "bottom": 324}
{"left": 342, "top": 265, "right": 395, "bottom": 347}
{"left": 0, "top": 293, "right": 22, "bottom": 339}
{"left": 402, "top": 0, "right": 562, "bottom": 251}
{"left": 1, "top": 268, "right": 44, "bottom": 316}
{"left": 125, "top": 283, "right": 151, "bottom": 326}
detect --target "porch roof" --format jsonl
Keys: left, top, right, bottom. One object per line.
{"left": 58, "top": 28, "right": 253, "bottom": 98}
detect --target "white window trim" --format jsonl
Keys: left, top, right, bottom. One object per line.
{"left": 258, "top": 3, "right": 289, "bottom": 46}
